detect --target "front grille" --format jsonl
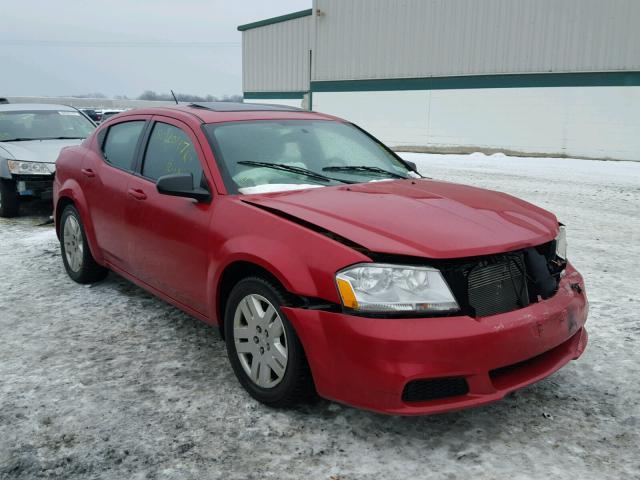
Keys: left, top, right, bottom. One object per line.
{"left": 467, "top": 255, "right": 529, "bottom": 317}
{"left": 402, "top": 377, "right": 469, "bottom": 403}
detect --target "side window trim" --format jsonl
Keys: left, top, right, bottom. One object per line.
{"left": 132, "top": 120, "right": 153, "bottom": 175}
{"left": 99, "top": 119, "right": 150, "bottom": 173}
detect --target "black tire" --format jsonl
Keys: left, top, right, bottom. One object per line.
{"left": 0, "top": 179, "right": 19, "bottom": 218}
{"left": 60, "top": 205, "right": 108, "bottom": 283}
{"left": 224, "top": 276, "right": 316, "bottom": 407}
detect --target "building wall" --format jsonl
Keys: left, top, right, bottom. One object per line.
{"left": 239, "top": 1, "right": 640, "bottom": 160}
{"left": 247, "top": 98, "right": 305, "bottom": 109}
{"left": 313, "top": 0, "right": 640, "bottom": 82}
{"left": 313, "top": 86, "right": 640, "bottom": 160}
{"left": 242, "top": 14, "right": 311, "bottom": 94}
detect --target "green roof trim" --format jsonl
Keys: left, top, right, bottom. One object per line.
{"left": 311, "top": 71, "right": 640, "bottom": 92}
{"left": 238, "top": 9, "right": 312, "bottom": 32}
{"left": 243, "top": 91, "right": 306, "bottom": 100}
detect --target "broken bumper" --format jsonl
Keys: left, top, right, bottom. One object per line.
{"left": 283, "top": 264, "right": 588, "bottom": 415}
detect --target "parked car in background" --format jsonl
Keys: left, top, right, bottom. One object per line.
{"left": 98, "top": 109, "right": 125, "bottom": 123}
{"left": 80, "top": 108, "right": 102, "bottom": 123}
{"left": 0, "top": 98, "right": 9, "bottom": 105}
{"left": 0, "top": 104, "right": 95, "bottom": 217}
{"left": 53, "top": 102, "right": 588, "bottom": 415}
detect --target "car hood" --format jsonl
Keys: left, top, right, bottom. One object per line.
{"left": 243, "top": 179, "right": 559, "bottom": 259}
{"left": 0, "top": 139, "right": 83, "bottom": 163}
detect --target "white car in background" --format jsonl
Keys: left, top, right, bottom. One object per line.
{"left": 0, "top": 104, "right": 96, "bottom": 217}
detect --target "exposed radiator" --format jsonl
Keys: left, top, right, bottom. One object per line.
{"left": 467, "top": 254, "right": 529, "bottom": 317}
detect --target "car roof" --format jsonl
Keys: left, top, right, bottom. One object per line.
{"left": 0, "top": 103, "right": 77, "bottom": 112}
{"left": 111, "top": 102, "right": 340, "bottom": 124}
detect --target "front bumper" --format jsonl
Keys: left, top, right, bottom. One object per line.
{"left": 14, "top": 174, "right": 55, "bottom": 199}
{"left": 283, "top": 264, "right": 588, "bottom": 415}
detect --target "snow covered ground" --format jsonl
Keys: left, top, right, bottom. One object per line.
{"left": 1, "top": 153, "right": 639, "bottom": 480}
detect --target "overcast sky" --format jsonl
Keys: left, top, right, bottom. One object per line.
{"left": 0, "top": 0, "right": 309, "bottom": 98}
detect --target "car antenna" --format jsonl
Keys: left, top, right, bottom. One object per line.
{"left": 170, "top": 90, "right": 179, "bottom": 104}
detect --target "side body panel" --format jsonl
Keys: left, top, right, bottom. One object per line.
{"left": 125, "top": 115, "right": 214, "bottom": 315}
{"left": 205, "top": 197, "right": 372, "bottom": 324}
{"left": 79, "top": 115, "right": 150, "bottom": 270}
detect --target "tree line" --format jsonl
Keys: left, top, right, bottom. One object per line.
{"left": 137, "top": 91, "right": 242, "bottom": 102}
{"left": 70, "top": 91, "right": 243, "bottom": 102}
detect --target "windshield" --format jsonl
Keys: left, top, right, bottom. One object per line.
{"left": 0, "top": 110, "right": 95, "bottom": 142}
{"left": 203, "top": 120, "right": 415, "bottom": 194}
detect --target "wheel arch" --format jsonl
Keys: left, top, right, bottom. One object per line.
{"left": 55, "top": 183, "right": 104, "bottom": 265}
{"left": 55, "top": 196, "right": 75, "bottom": 238}
{"left": 215, "top": 259, "right": 296, "bottom": 339}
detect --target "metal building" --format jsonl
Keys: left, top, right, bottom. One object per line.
{"left": 238, "top": 0, "right": 640, "bottom": 161}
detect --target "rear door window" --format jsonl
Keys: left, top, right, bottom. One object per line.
{"left": 102, "top": 121, "right": 145, "bottom": 171}
{"left": 141, "top": 122, "right": 204, "bottom": 186}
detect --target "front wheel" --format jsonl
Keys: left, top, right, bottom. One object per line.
{"left": 0, "top": 179, "right": 19, "bottom": 218}
{"left": 60, "top": 205, "right": 108, "bottom": 283}
{"left": 224, "top": 277, "right": 315, "bottom": 407}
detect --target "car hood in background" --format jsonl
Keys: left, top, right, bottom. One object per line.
{"left": 243, "top": 179, "right": 559, "bottom": 259}
{"left": 0, "top": 139, "right": 83, "bottom": 163}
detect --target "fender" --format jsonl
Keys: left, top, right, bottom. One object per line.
{"left": 208, "top": 237, "right": 319, "bottom": 320}
{"left": 206, "top": 207, "right": 372, "bottom": 325}
{"left": 56, "top": 178, "right": 105, "bottom": 266}
{"left": 0, "top": 147, "right": 13, "bottom": 179}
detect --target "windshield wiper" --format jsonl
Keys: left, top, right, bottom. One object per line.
{"left": 0, "top": 136, "right": 84, "bottom": 142}
{"left": 41, "top": 136, "right": 85, "bottom": 140}
{"left": 238, "top": 161, "right": 355, "bottom": 184}
{"left": 322, "top": 165, "right": 409, "bottom": 179}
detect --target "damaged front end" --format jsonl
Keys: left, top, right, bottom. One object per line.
{"left": 244, "top": 199, "right": 573, "bottom": 319}
{"left": 369, "top": 238, "right": 568, "bottom": 319}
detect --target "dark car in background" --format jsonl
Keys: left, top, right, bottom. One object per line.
{"left": 0, "top": 104, "right": 95, "bottom": 217}
{"left": 98, "top": 110, "right": 124, "bottom": 123}
{"left": 80, "top": 108, "right": 102, "bottom": 123}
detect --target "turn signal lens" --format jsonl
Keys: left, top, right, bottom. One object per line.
{"left": 336, "top": 277, "right": 358, "bottom": 309}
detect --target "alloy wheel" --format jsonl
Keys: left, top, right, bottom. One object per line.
{"left": 63, "top": 215, "right": 84, "bottom": 272}
{"left": 233, "top": 294, "right": 288, "bottom": 388}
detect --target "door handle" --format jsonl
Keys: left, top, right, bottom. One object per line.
{"left": 81, "top": 168, "right": 95, "bottom": 178}
{"left": 127, "top": 188, "right": 147, "bottom": 200}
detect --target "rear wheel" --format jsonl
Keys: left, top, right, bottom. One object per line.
{"left": 60, "top": 205, "right": 108, "bottom": 283}
{"left": 0, "top": 179, "right": 19, "bottom": 218}
{"left": 224, "top": 277, "right": 315, "bottom": 407}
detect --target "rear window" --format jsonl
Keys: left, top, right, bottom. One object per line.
{"left": 102, "top": 121, "right": 145, "bottom": 171}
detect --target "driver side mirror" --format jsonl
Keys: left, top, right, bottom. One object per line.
{"left": 156, "top": 173, "right": 211, "bottom": 203}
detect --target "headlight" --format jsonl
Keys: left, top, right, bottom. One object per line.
{"left": 335, "top": 263, "right": 459, "bottom": 314}
{"left": 7, "top": 160, "right": 55, "bottom": 175}
{"left": 555, "top": 225, "right": 567, "bottom": 260}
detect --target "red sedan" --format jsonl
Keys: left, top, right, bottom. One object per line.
{"left": 53, "top": 103, "right": 588, "bottom": 415}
